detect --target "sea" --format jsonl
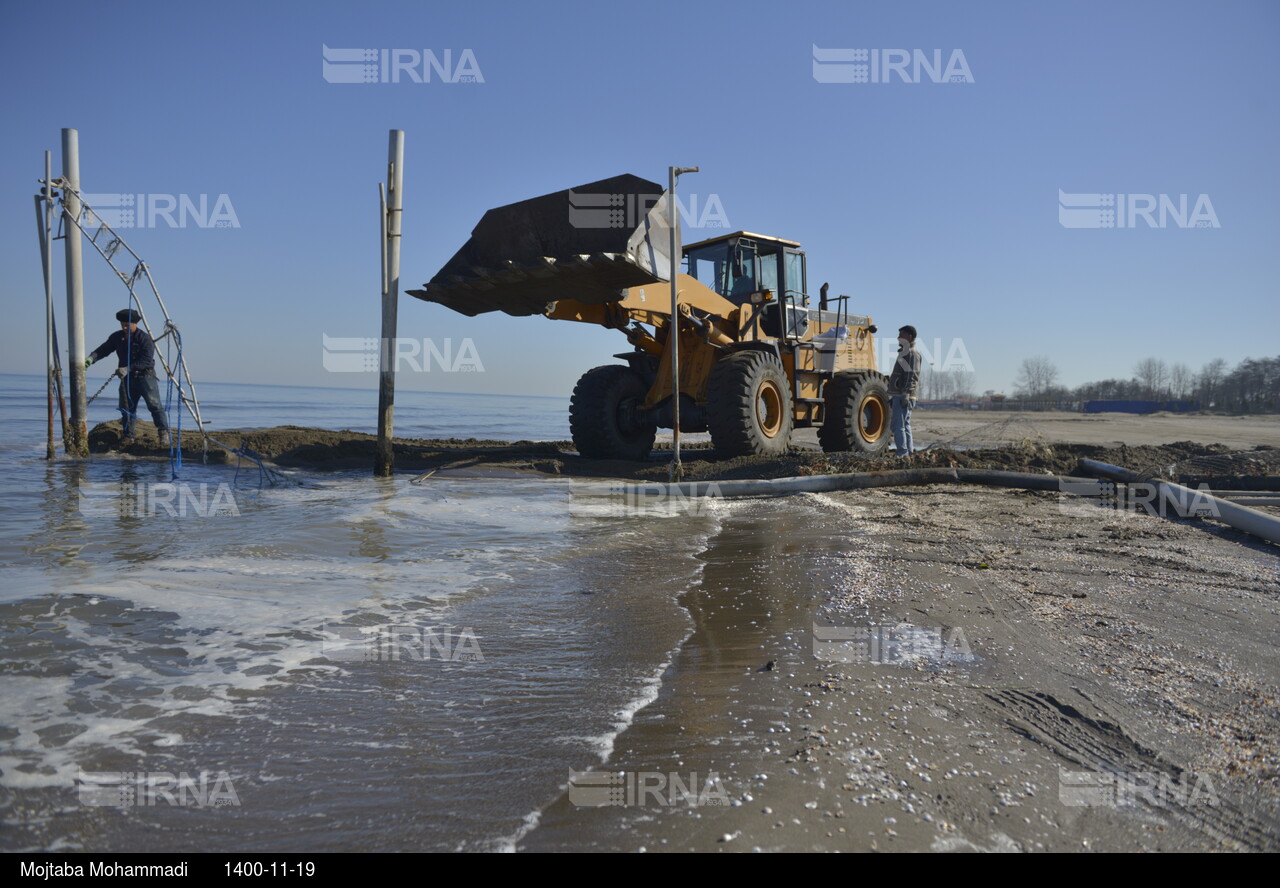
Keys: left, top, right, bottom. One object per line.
{"left": 0, "top": 372, "right": 844, "bottom": 852}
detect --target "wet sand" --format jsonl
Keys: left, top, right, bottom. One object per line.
{"left": 523, "top": 487, "right": 1279, "bottom": 852}
{"left": 85, "top": 413, "right": 1280, "bottom": 851}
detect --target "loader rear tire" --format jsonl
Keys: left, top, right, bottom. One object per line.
{"left": 818, "top": 370, "right": 891, "bottom": 454}
{"left": 570, "top": 365, "right": 656, "bottom": 461}
{"left": 707, "top": 350, "right": 794, "bottom": 457}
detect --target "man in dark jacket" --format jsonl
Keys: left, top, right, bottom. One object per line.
{"left": 86, "top": 308, "right": 170, "bottom": 447}
{"left": 886, "top": 325, "right": 922, "bottom": 457}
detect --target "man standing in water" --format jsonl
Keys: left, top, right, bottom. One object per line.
{"left": 85, "top": 308, "right": 170, "bottom": 448}
{"left": 887, "top": 325, "right": 921, "bottom": 457}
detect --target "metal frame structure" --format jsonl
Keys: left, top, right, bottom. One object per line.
{"left": 36, "top": 175, "right": 210, "bottom": 456}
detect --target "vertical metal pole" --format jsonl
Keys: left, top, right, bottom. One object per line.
{"left": 668, "top": 167, "right": 681, "bottom": 481}
{"left": 375, "top": 129, "right": 404, "bottom": 477}
{"left": 62, "top": 129, "right": 88, "bottom": 457}
{"left": 668, "top": 166, "right": 697, "bottom": 482}
{"left": 42, "top": 152, "right": 55, "bottom": 459}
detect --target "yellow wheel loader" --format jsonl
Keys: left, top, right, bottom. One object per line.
{"left": 408, "top": 174, "right": 890, "bottom": 460}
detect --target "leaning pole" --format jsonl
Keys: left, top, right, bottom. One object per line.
{"left": 375, "top": 130, "right": 404, "bottom": 477}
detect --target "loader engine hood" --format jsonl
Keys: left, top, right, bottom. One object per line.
{"left": 408, "top": 174, "right": 678, "bottom": 317}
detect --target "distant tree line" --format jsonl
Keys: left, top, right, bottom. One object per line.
{"left": 921, "top": 368, "right": 976, "bottom": 401}
{"left": 1012, "top": 355, "right": 1280, "bottom": 413}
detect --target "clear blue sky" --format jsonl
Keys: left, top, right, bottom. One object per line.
{"left": 2, "top": 0, "right": 1277, "bottom": 398}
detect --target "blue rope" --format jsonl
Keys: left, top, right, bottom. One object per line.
{"left": 109, "top": 296, "right": 196, "bottom": 481}
{"left": 231, "top": 444, "right": 269, "bottom": 494}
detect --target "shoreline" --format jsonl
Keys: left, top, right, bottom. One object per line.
{"left": 71, "top": 410, "right": 1280, "bottom": 851}
{"left": 520, "top": 485, "right": 1279, "bottom": 852}
{"left": 85, "top": 415, "right": 1280, "bottom": 487}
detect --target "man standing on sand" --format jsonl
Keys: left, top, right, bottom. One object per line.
{"left": 85, "top": 308, "right": 170, "bottom": 448}
{"left": 887, "top": 325, "right": 922, "bottom": 457}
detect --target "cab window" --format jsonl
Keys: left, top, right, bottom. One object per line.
{"left": 784, "top": 251, "right": 806, "bottom": 305}
{"left": 757, "top": 252, "right": 779, "bottom": 300}
{"left": 727, "top": 242, "right": 757, "bottom": 302}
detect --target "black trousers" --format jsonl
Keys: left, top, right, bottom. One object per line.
{"left": 117, "top": 371, "right": 168, "bottom": 436}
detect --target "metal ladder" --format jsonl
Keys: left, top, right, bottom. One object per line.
{"left": 781, "top": 290, "right": 826, "bottom": 406}
{"left": 42, "top": 179, "right": 210, "bottom": 453}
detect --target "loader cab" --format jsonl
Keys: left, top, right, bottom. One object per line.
{"left": 683, "top": 231, "right": 807, "bottom": 308}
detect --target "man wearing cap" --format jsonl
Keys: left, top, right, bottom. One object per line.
{"left": 887, "top": 325, "right": 922, "bottom": 457}
{"left": 85, "top": 309, "right": 170, "bottom": 448}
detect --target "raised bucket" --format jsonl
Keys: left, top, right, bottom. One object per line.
{"left": 408, "top": 173, "right": 677, "bottom": 317}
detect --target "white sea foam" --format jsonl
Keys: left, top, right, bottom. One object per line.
{"left": 0, "top": 475, "right": 607, "bottom": 795}
{"left": 1, "top": 383, "right": 744, "bottom": 849}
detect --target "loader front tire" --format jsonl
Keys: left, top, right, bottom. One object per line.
{"left": 707, "top": 350, "right": 794, "bottom": 457}
{"left": 818, "top": 370, "right": 891, "bottom": 454}
{"left": 570, "top": 365, "right": 656, "bottom": 461}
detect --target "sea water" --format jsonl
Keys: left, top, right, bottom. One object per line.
{"left": 0, "top": 374, "right": 729, "bottom": 851}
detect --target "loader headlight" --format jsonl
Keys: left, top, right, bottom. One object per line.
{"left": 750, "top": 290, "right": 773, "bottom": 304}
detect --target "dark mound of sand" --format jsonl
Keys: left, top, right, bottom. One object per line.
{"left": 89, "top": 420, "right": 564, "bottom": 469}
{"left": 88, "top": 422, "right": 1278, "bottom": 486}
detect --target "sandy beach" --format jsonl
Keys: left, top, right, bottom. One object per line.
{"left": 71, "top": 409, "right": 1280, "bottom": 851}
{"left": 524, "top": 482, "right": 1279, "bottom": 851}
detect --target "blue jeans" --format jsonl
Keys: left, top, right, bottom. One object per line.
{"left": 890, "top": 395, "right": 913, "bottom": 456}
{"left": 118, "top": 371, "right": 168, "bottom": 437}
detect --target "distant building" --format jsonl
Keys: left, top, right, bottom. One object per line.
{"left": 1083, "top": 399, "right": 1199, "bottom": 414}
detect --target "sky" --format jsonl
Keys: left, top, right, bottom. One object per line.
{"left": 2, "top": 0, "right": 1277, "bottom": 401}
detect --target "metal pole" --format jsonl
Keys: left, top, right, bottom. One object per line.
{"left": 668, "top": 165, "right": 697, "bottom": 482}
{"left": 375, "top": 130, "right": 404, "bottom": 477}
{"left": 47, "top": 149, "right": 67, "bottom": 449}
{"left": 61, "top": 129, "right": 88, "bottom": 457}
{"left": 40, "top": 152, "right": 56, "bottom": 459}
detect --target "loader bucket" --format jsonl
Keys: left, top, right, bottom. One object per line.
{"left": 408, "top": 174, "right": 677, "bottom": 317}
